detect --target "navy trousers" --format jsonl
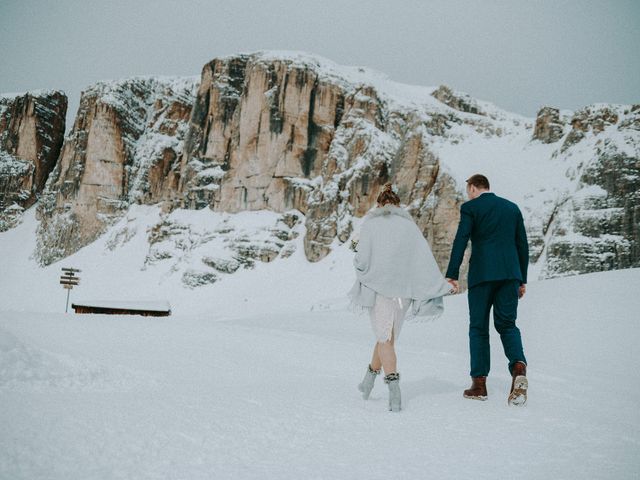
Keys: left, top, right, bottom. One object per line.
{"left": 467, "top": 279, "right": 527, "bottom": 377}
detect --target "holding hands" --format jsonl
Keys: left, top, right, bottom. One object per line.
{"left": 446, "top": 278, "right": 526, "bottom": 299}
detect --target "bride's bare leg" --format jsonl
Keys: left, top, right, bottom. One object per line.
{"left": 370, "top": 343, "right": 382, "bottom": 371}
{"left": 377, "top": 329, "right": 397, "bottom": 375}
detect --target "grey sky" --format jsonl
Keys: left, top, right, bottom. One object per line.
{"left": 1, "top": 0, "right": 638, "bottom": 126}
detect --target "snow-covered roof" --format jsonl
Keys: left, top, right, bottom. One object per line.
{"left": 71, "top": 300, "right": 171, "bottom": 312}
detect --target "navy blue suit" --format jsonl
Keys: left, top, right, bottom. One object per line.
{"left": 445, "top": 192, "right": 528, "bottom": 377}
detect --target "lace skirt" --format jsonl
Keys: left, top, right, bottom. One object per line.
{"left": 369, "top": 293, "right": 412, "bottom": 343}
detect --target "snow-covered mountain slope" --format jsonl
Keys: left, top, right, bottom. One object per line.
{"left": 0, "top": 204, "right": 353, "bottom": 316}
{"left": 12, "top": 51, "right": 635, "bottom": 283}
{"left": 1, "top": 261, "right": 638, "bottom": 479}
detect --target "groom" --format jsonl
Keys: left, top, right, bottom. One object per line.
{"left": 445, "top": 174, "right": 529, "bottom": 406}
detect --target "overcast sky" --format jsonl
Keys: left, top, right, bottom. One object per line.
{"left": 1, "top": 0, "right": 638, "bottom": 125}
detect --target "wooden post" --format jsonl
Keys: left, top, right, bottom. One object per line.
{"left": 65, "top": 288, "right": 71, "bottom": 313}
{"left": 60, "top": 268, "right": 81, "bottom": 313}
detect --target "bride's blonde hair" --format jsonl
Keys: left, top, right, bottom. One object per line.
{"left": 376, "top": 182, "right": 400, "bottom": 206}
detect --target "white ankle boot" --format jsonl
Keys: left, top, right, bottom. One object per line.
{"left": 385, "top": 372, "right": 401, "bottom": 412}
{"left": 357, "top": 364, "right": 380, "bottom": 400}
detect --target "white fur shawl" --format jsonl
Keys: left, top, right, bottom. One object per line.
{"left": 348, "top": 204, "right": 452, "bottom": 320}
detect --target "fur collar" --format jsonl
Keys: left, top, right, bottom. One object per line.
{"left": 364, "top": 204, "right": 414, "bottom": 222}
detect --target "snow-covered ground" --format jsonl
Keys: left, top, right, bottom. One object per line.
{"left": 0, "top": 204, "right": 357, "bottom": 318}
{"left": 1, "top": 207, "right": 639, "bottom": 478}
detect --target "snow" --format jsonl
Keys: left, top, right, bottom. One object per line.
{"left": 1, "top": 203, "right": 639, "bottom": 479}
{"left": 0, "top": 89, "right": 64, "bottom": 101}
{"left": 1, "top": 50, "right": 639, "bottom": 477}
{"left": 0, "top": 205, "right": 332, "bottom": 317}
{"left": 245, "top": 50, "right": 524, "bottom": 119}
{"left": 432, "top": 122, "right": 568, "bottom": 206}
{"left": 0, "top": 151, "right": 33, "bottom": 176}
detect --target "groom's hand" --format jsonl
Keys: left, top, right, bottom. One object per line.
{"left": 519, "top": 284, "right": 526, "bottom": 299}
{"left": 446, "top": 278, "right": 459, "bottom": 294}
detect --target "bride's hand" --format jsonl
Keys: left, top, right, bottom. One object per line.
{"left": 446, "top": 278, "right": 459, "bottom": 294}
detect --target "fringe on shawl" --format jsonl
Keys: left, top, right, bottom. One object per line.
{"left": 347, "top": 297, "right": 446, "bottom": 323}
{"left": 405, "top": 295, "right": 447, "bottom": 323}
{"left": 404, "top": 306, "right": 445, "bottom": 323}
{"left": 347, "top": 299, "right": 372, "bottom": 316}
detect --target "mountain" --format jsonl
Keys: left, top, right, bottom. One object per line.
{"left": 34, "top": 76, "right": 199, "bottom": 265}
{"left": 0, "top": 90, "right": 67, "bottom": 231}
{"left": 0, "top": 51, "right": 638, "bottom": 289}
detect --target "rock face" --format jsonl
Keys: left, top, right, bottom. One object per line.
{"left": 533, "top": 106, "right": 565, "bottom": 143}
{"left": 539, "top": 104, "right": 640, "bottom": 277}
{"left": 561, "top": 104, "right": 621, "bottom": 151}
{"left": 175, "top": 53, "right": 473, "bottom": 277}
{"left": 178, "top": 55, "right": 342, "bottom": 213}
{"left": 0, "top": 91, "right": 67, "bottom": 231}
{"left": 35, "top": 53, "right": 470, "bottom": 280}
{"left": 35, "top": 77, "right": 198, "bottom": 265}
{"left": 29, "top": 52, "right": 639, "bottom": 285}
{"left": 431, "top": 85, "right": 484, "bottom": 116}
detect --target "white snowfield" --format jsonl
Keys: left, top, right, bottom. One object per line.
{"left": 1, "top": 210, "right": 639, "bottom": 478}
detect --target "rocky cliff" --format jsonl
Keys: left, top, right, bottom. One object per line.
{"left": 532, "top": 104, "right": 640, "bottom": 277}
{"left": 177, "top": 53, "right": 476, "bottom": 271}
{"left": 33, "top": 53, "right": 477, "bottom": 283}
{"left": 3, "top": 51, "right": 634, "bottom": 286}
{"left": 0, "top": 91, "right": 67, "bottom": 231}
{"left": 35, "top": 77, "right": 198, "bottom": 264}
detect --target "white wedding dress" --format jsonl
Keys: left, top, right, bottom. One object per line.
{"left": 368, "top": 292, "right": 412, "bottom": 343}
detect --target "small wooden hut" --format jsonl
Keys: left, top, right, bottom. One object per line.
{"left": 71, "top": 300, "right": 171, "bottom": 316}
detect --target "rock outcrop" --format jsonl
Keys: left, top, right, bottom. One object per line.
{"left": 35, "top": 77, "right": 198, "bottom": 265}
{"left": 532, "top": 106, "right": 565, "bottom": 143}
{"left": 175, "top": 53, "right": 472, "bottom": 276}
{"left": 138, "top": 207, "right": 303, "bottom": 288}
{"left": 431, "top": 85, "right": 484, "bottom": 116}
{"left": 0, "top": 91, "right": 67, "bottom": 230}
{"left": 539, "top": 104, "right": 640, "bottom": 277}
{"left": 561, "top": 104, "right": 621, "bottom": 151}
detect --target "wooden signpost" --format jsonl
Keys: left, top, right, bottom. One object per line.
{"left": 60, "top": 267, "right": 81, "bottom": 313}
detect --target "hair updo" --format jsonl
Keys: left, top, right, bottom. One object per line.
{"left": 376, "top": 182, "right": 400, "bottom": 207}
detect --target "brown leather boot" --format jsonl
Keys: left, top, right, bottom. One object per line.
{"left": 463, "top": 376, "right": 487, "bottom": 401}
{"left": 508, "top": 361, "right": 528, "bottom": 406}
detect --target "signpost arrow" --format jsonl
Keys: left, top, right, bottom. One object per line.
{"left": 60, "top": 267, "right": 81, "bottom": 313}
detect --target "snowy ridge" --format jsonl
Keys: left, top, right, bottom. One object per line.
{"left": 248, "top": 50, "right": 529, "bottom": 121}
{"left": 0, "top": 89, "right": 66, "bottom": 101}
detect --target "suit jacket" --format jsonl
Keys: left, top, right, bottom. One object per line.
{"left": 445, "top": 192, "right": 529, "bottom": 288}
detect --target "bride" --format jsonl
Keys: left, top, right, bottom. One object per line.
{"left": 348, "top": 182, "right": 452, "bottom": 412}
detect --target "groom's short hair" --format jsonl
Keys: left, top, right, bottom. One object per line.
{"left": 466, "top": 174, "right": 490, "bottom": 190}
